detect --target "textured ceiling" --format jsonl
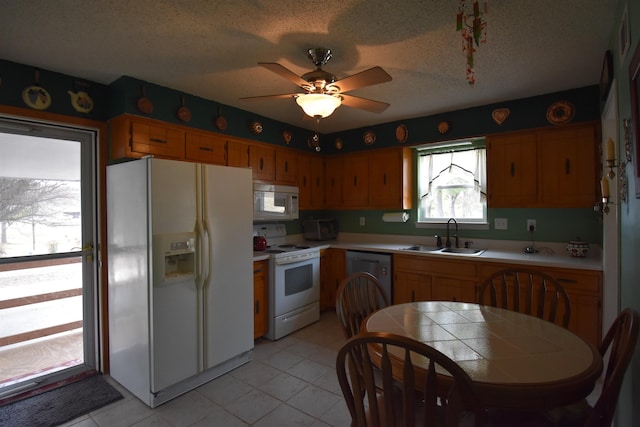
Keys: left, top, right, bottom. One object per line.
{"left": 0, "top": 0, "right": 616, "bottom": 133}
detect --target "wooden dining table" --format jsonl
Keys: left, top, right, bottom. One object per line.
{"left": 363, "top": 301, "right": 603, "bottom": 411}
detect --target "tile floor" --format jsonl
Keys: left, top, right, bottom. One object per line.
{"left": 61, "top": 311, "right": 352, "bottom": 427}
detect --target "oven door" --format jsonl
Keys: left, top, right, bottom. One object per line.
{"left": 271, "top": 256, "right": 320, "bottom": 316}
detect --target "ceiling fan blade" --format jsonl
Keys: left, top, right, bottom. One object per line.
{"left": 258, "top": 62, "right": 309, "bottom": 88}
{"left": 239, "top": 93, "right": 298, "bottom": 101}
{"left": 340, "top": 94, "right": 390, "bottom": 113}
{"left": 332, "top": 66, "right": 392, "bottom": 93}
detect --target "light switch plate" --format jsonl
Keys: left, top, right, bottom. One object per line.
{"left": 495, "top": 218, "right": 508, "bottom": 230}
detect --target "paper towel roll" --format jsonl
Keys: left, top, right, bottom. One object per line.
{"left": 382, "top": 212, "right": 409, "bottom": 223}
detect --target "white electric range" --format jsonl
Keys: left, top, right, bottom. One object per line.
{"left": 253, "top": 224, "right": 320, "bottom": 340}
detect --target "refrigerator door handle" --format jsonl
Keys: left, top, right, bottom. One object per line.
{"left": 201, "top": 166, "right": 212, "bottom": 286}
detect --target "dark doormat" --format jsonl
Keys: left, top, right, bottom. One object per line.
{"left": 0, "top": 374, "right": 123, "bottom": 427}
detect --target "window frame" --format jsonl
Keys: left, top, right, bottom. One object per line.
{"left": 414, "top": 137, "right": 488, "bottom": 226}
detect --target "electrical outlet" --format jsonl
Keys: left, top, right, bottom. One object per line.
{"left": 527, "top": 219, "right": 536, "bottom": 232}
{"left": 494, "top": 218, "right": 508, "bottom": 230}
{"left": 359, "top": 216, "right": 365, "bottom": 226}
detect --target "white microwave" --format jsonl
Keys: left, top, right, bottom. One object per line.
{"left": 253, "top": 183, "right": 299, "bottom": 221}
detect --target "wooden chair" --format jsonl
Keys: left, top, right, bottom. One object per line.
{"left": 487, "top": 308, "right": 640, "bottom": 427}
{"left": 336, "top": 331, "right": 486, "bottom": 427}
{"left": 477, "top": 268, "right": 571, "bottom": 328}
{"left": 336, "top": 272, "right": 390, "bottom": 339}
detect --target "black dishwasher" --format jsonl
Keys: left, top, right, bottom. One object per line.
{"left": 345, "top": 250, "right": 392, "bottom": 303}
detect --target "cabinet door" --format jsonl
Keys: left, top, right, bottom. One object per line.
{"left": 249, "top": 144, "right": 275, "bottom": 181}
{"left": 185, "top": 132, "right": 226, "bottom": 165}
{"left": 431, "top": 276, "right": 477, "bottom": 303}
{"left": 320, "top": 248, "right": 346, "bottom": 310}
{"left": 298, "top": 155, "right": 324, "bottom": 210}
{"left": 342, "top": 152, "right": 369, "bottom": 208}
{"left": 130, "top": 120, "right": 185, "bottom": 159}
{"left": 394, "top": 271, "right": 431, "bottom": 304}
{"left": 487, "top": 133, "right": 537, "bottom": 207}
{"left": 227, "top": 139, "right": 249, "bottom": 168}
{"left": 298, "top": 155, "right": 313, "bottom": 210}
{"left": 324, "top": 156, "right": 343, "bottom": 209}
{"left": 538, "top": 124, "right": 597, "bottom": 207}
{"left": 311, "top": 156, "right": 325, "bottom": 209}
{"left": 253, "top": 260, "right": 269, "bottom": 339}
{"left": 275, "top": 148, "right": 298, "bottom": 185}
{"left": 369, "top": 149, "right": 402, "bottom": 208}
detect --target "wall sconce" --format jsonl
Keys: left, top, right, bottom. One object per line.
{"left": 605, "top": 137, "right": 617, "bottom": 178}
{"left": 599, "top": 176, "right": 611, "bottom": 214}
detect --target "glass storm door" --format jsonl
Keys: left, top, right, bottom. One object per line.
{"left": 0, "top": 117, "right": 97, "bottom": 399}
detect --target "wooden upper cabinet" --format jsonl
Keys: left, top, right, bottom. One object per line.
{"left": 487, "top": 132, "right": 537, "bottom": 208}
{"left": 298, "top": 154, "right": 325, "bottom": 210}
{"left": 325, "top": 156, "right": 343, "bottom": 209}
{"left": 311, "top": 155, "right": 325, "bottom": 208}
{"left": 185, "top": 131, "right": 226, "bottom": 165}
{"left": 275, "top": 148, "right": 298, "bottom": 185}
{"left": 537, "top": 124, "right": 597, "bottom": 207}
{"left": 342, "top": 152, "right": 370, "bottom": 208}
{"left": 369, "top": 148, "right": 402, "bottom": 208}
{"left": 226, "top": 138, "right": 250, "bottom": 168}
{"left": 109, "top": 115, "right": 185, "bottom": 160}
{"left": 249, "top": 144, "right": 275, "bottom": 181}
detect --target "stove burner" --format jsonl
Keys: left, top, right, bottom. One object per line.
{"left": 277, "top": 244, "right": 311, "bottom": 250}
{"left": 267, "top": 249, "right": 285, "bottom": 254}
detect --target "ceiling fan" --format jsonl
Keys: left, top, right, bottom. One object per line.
{"left": 240, "top": 48, "right": 392, "bottom": 119}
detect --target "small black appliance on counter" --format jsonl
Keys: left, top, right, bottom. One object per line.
{"left": 302, "top": 219, "right": 338, "bottom": 241}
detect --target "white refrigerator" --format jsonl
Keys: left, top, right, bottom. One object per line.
{"left": 107, "top": 157, "right": 253, "bottom": 407}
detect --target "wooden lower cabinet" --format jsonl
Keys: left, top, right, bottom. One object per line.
{"left": 320, "top": 248, "right": 346, "bottom": 311}
{"left": 477, "top": 263, "right": 602, "bottom": 346}
{"left": 253, "top": 260, "right": 269, "bottom": 339}
{"left": 394, "top": 270, "right": 431, "bottom": 304}
{"left": 393, "top": 254, "right": 477, "bottom": 304}
{"left": 393, "top": 254, "right": 601, "bottom": 346}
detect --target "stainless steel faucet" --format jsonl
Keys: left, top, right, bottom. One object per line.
{"left": 446, "top": 218, "right": 459, "bottom": 248}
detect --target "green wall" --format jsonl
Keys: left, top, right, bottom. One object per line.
{"left": 610, "top": 1, "right": 640, "bottom": 425}
{"left": 296, "top": 208, "right": 601, "bottom": 245}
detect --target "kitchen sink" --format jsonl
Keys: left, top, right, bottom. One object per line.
{"left": 439, "top": 247, "right": 486, "bottom": 255}
{"left": 403, "top": 245, "right": 442, "bottom": 252}
{"left": 403, "top": 245, "right": 486, "bottom": 255}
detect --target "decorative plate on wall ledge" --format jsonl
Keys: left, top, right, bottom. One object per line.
{"left": 395, "top": 124, "right": 408, "bottom": 143}
{"left": 363, "top": 130, "right": 376, "bottom": 145}
{"left": 249, "top": 120, "right": 263, "bottom": 134}
{"left": 437, "top": 120, "right": 450, "bottom": 134}
{"left": 546, "top": 100, "right": 575, "bottom": 125}
{"left": 492, "top": 108, "right": 510, "bottom": 125}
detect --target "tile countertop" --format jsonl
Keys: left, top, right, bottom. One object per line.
{"left": 262, "top": 232, "right": 602, "bottom": 272}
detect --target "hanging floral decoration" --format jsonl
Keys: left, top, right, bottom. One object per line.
{"left": 457, "top": 0, "right": 488, "bottom": 85}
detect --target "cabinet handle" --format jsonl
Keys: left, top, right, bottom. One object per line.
{"left": 383, "top": 173, "right": 387, "bottom": 185}
{"left": 565, "top": 159, "right": 570, "bottom": 174}
{"left": 510, "top": 162, "right": 515, "bottom": 177}
{"left": 199, "top": 146, "right": 213, "bottom": 152}
{"left": 556, "top": 278, "right": 578, "bottom": 284}
{"left": 150, "top": 138, "right": 167, "bottom": 144}
{"left": 303, "top": 176, "right": 307, "bottom": 186}
{"left": 411, "top": 290, "right": 415, "bottom": 302}
{"left": 254, "top": 269, "right": 263, "bottom": 274}
{"left": 354, "top": 176, "right": 357, "bottom": 187}
{"left": 285, "top": 161, "right": 288, "bottom": 173}
{"left": 260, "top": 158, "right": 264, "bottom": 170}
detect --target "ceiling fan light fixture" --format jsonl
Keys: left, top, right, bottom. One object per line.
{"left": 296, "top": 93, "right": 341, "bottom": 118}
